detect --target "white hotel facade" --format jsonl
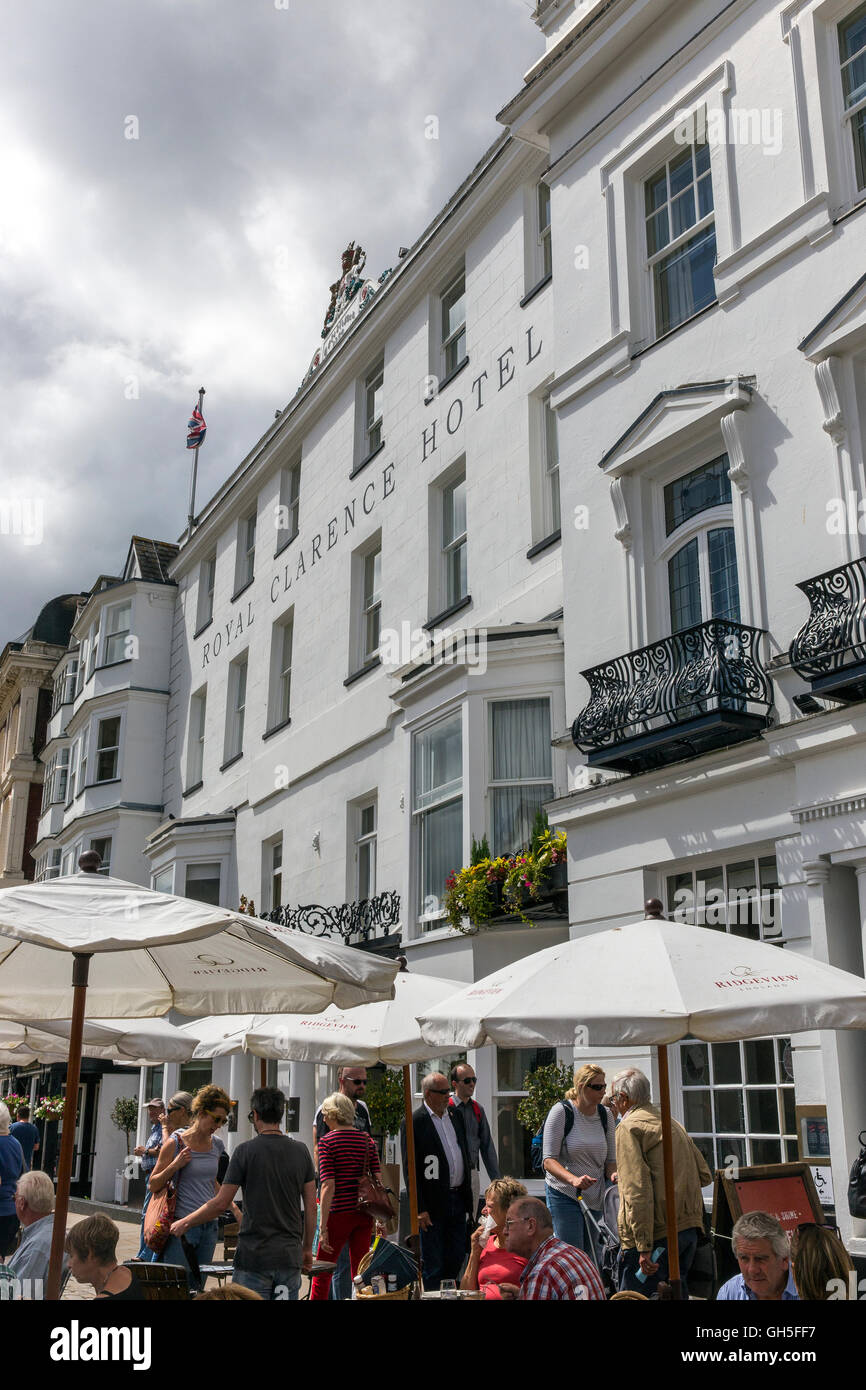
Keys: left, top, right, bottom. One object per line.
{"left": 11, "top": 0, "right": 866, "bottom": 1251}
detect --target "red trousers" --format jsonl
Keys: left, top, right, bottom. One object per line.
{"left": 310, "top": 1209, "right": 373, "bottom": 1300}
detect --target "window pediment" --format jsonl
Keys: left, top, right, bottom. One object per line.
{"left": 799, "top": 270, "right": 866, "bottom": 361}
{"left": 598, "top": 379, "right": 753, "bottom": 478}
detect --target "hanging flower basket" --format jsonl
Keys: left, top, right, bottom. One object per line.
{"left": 33, "top": 1095, "right": 65, "bottom": 1123}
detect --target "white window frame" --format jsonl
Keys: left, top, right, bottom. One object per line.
{"left": 152, "top": 866, "right": 174, "bottom": 894}
{"left": 542, "top": 394, "right": 560, "bottom": 538}
{"left": 197, "top": 554, "right": 216, "bottom": 631}
{"left": 642, "top": 132, "right": 716, "bottom": 342}
{"left": 39, "top": 848, "right": 62, "bottom": 881}
{"left": 263, "top": 836, "right": 283, "bottom": 912}
{"left": 651, "top": 452, "right": 739, "bottom": 637}
{"left": 412, "top": 709, "right": 464, "bottom": 931}
{"left": 537, "top": 180, "right": 552, "bottom": 282}
{"left": 234, "top": 511, "right": 257, "bottom": 594}
{"left": 267, "top": 612, "right": 293, "bottom": 730}
{"left": 54, "top": 746, "right": 70, "bottom": 804}
{"left": 276, "top": 462, "right": 301, "bottom": 553}
{"left": 184, "top": 860, "right": 222, "bottom": 907}
{"left": 677, "top": 1032, "right": 797, "bottom": 1176}
{"left": 103, "top": 602, "right": 132, "bottom": 665}
{"left": 94, "top": 715, "right": 121, "bottom": 783}
{"left": 77, "top": 728, "right": 88, "bottom": 795}
{"left": 350, "top": 537, "right": 382, "bottom": 672}
{"left": 440, "top": 267, "right": 467, "bottom": 379}
{"left": 186, "top": 686, "right": 207, "bottom": 789}
{"left": 90, "top": 835, "right": 112, "bottom": 876}
{"left": 441, "top": 471, "right": 468, "bottom": 612}
{"left": 66, "top": 741, "right": 78, "bottom": 806}
{"left": 363, "top": 360, "right": 384, "bottom": 460}
{"left": 224, "top": 652, "right": 248, "bottom": 764}
{"left": 354, "top": 798, "right": 377, "bottom": 902}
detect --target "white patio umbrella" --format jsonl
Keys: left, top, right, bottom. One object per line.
{"left": 0, "top": 856, "right": 399, "bottom": 1299}
{"left": 417, "top": 901, "right": 866, "bottom": 1297}
{"left": 183, "top": 970, "right": 465, "bottom": 1241}
{"left": 0, "top": 1015, "right": 199, "bottom": 1065}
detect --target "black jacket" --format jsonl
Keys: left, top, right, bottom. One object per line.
{"left": 400, "top": 1103, "right": 473, "bottom": 1223}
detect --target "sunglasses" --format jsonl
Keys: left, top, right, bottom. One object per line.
{"left": 586, "top": 1083, "right": 606, "bottom": 1092}
{"left": 208, "top": 1112, "right": 229, "bottom": 1126}
{"left": 458, "top": 1077, "right": 477, "bottom": 1085}
{"left": 167, "top": 1104, "right": 184, "bottom": 1114}
{"left": 429, "top": 1088, "right": 451, "bottom": 1095}
{"left": 348, "top": 1080, "right": 367, "bottom": 1086}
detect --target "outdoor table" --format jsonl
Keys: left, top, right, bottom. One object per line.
{"left": 198, "top": 1261, "right": 236, "bottom": 1287}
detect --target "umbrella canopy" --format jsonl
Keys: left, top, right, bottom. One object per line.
{"left": 186, "top": 972, "right": 463, "bottom": 1065}
{"left": 416, "top": 917, "right": 866, "bottom": 1048}
{"left": 0, "top": 1016, "right": 199, "bottom": 1065}
{"left": 0, "top": 873, "right": 398, "bottom": 1019}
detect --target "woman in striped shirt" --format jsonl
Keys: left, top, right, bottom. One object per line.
{"left": 311, "top": 1091, "right": 381, "bottom": 1300}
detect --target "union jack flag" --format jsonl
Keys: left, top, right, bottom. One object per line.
{"left": 186, "top": 406, "right": 207, "bottom": 449}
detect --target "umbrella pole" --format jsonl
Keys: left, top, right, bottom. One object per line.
{"left": 260, "top": 1058, "right": 267, "bottom": 1088}
{"left": 46, "top": 951, "right": 92, "bottom": 1301}
{"left": 657, "top": 1043, "right": 682, "bottom": 1301}
{"left": 402, "top": 1065, "right": 420, "bottom": 1241}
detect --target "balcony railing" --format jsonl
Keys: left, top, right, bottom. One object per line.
{"left": 260, "top": 890, "right": 400, "bottom": 946}
{"left": 572, "top": 619, "right": 772, "bottom": 774}
{"left": 789, "top": 556, "right": 866, "bottom": 703}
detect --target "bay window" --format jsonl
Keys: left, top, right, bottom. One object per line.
{"left": 488, "top": 699, "right": 554, "bottom": 857}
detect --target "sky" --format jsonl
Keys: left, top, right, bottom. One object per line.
{"left": 0, "top": 0, "right": 541, "bottom": 640}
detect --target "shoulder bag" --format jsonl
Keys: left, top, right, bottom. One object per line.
{"left": 143, "top": 1133, "right": 183, "bottom": 1254}
{"left": 357, "top": 1139, "right": 397, "bottom": 1224}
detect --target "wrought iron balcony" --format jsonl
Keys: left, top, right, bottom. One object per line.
{"left": 261, "top": 890, "right": 400, "bottom": 946}
{"left": 572, "top": 619, "right": 772, "bottom": 774}
{"left": 789, "top": 556, "right": 866, "bottom": 703}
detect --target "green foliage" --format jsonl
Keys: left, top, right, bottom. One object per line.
{"left": 470, "top": 834, "right": 491, "bottom": 866}
{"left": 364, "top": 1068, "right": 406, "bottom": 1138}
{"left": 444, "top": 827, "right": 568, "bottom": 933}
{"left": 515, "top": 1061, "right": 574, "bottom": 1136}
{"left": 110, "top": 1095, "right": 140, "bottom": 1149}
{"left": 530, "top": 807, "right": 550, "bottom": 856}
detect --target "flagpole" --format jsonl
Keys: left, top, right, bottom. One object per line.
{"left": 187, "top": 386, "right": 206, "bottom": 539}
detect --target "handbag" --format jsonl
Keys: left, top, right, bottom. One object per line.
{"left": 143, "top": 1133, "right": 181, "bottom": 1254}
{"left": 357, "top": 1146, "right": 397, "bottom": 1224}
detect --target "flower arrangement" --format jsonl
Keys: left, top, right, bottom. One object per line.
{"left": 2, "top": 1093, "right": 29, "bottom": 1119}
{"left": 444, "top": 820, "right": 568, "bottom": 934}
{"left": 33, "top": 1095, "right": 65, "bottom": 1123}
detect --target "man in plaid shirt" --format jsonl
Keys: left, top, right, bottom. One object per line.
{"left": 499, "top": 1197, "right": 605, "bottom": 1300}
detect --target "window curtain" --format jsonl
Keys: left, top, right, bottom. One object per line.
{"left": 490, "top": 700, "right": 552, "bottom": 856}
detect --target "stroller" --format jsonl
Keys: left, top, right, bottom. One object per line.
{"left": 579, "top": 1185, "right": 622, "bottom": 1298}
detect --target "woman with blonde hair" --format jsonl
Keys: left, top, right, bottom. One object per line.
{"left": 310, "top": 1090, "right": 381, "bottom": 1300}
{"left": 541, "top": 1063, "right": 616, "bottom": 1260}
{"left": 461, "top": 1176, "right": 528, "bottom": 1299}
{"left": 149, "top": 1083, "right": 235, "bottom": 1290}
{"left": 790, "top": 1224, "right": 855, "bottom": 1300}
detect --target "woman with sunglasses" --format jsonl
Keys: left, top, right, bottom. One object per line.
{"left": 149, "top": 1083, "right": 234, "bottom": 1291}
{"left": 541, "top": 1064, "right": 616, "bottom": 1262}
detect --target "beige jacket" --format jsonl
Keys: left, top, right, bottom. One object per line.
{"left": 615, "top": 1103, "right": 712, "bottom": 1252}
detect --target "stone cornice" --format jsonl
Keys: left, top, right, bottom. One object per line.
{"left": 793, "top": 793, "right": 866, "bottom": 825}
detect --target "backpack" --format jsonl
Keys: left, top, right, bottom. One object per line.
{"left": 530, "top": 1100, "right": 608, "bottom": 1174}
{"left": 848, "top": 1129, "right": 866, "bottom": 1219}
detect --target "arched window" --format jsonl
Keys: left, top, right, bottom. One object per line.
{"left": 663, "top": 455, "right": 739, "bottom": 632}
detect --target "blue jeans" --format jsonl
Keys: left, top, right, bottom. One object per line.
{"left": 619, "top": 1227, "right": 700, "bottom": 1298}
{"left": 419, "top": 1191, "right": 469, "bottom": 1291}
{"left": 233, "top": 1267, "right": 301, "bottom": 1301}
{"left": 159, "top": 1220, "right": 218, "bottom": 1292}
{"left": 328, "top": 1242, "right": 351, "bottom": 1301}
{"left": 546, "top": 1185, "right": 601, "bottom": 1263}
{"left": 136, "top": 1187, "right": 152, "bottom": 1261}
